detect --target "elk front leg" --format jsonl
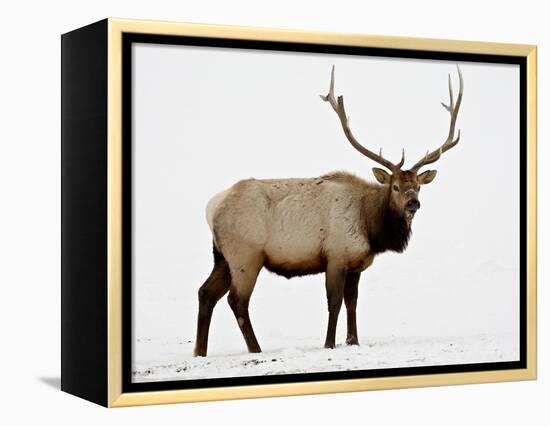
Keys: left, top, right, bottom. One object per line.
{"left": 227, "top": 256, "right": 263, "bottom": 353}
{"left": 228, "top": 288, "right": 261, "bottom": 353}
{"left": 324, "top": 264, "right": 347, "bottom": 349}
{"left": 344, "top": 272, "right": 360, "bottom": 345}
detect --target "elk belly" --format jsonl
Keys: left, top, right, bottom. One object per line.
{"left": 263, "top": 227, "right": 326, "bottom": 278}
{"left": 263, "top": 253, "right": 326, "bottom": 278}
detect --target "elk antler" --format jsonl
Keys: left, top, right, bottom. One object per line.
{"left": 411, "top": 65, "right": 464, "bottom": 171}
{"left": 320, "top": 66, "right": 405, "bottom": 173}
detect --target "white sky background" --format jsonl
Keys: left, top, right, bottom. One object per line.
{"left": 132, "top": 43, "right": 520, "bottom": 371}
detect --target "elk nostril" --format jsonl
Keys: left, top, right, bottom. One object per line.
{"left": 407, "top": 199, "right": 420, "bottom": 210}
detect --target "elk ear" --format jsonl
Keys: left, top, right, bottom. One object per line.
{"left": 418, "top": 170, "right": 437, "bottom": 185}
{"left": 372, "top": 168, "right": 391, "bottom": 184}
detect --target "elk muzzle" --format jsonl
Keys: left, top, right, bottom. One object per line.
{"left": 406, "top": 198, "right": 420, "bottom": 212}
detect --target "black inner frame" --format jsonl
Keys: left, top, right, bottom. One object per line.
{"left": 122, "top": 32, "right": 527, "bottom": 393}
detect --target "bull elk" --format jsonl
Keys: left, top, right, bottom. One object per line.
{"left": 194, "top": 65, "right": 464, "bottom": 356}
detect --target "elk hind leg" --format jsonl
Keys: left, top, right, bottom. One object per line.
{"left": 227, "top": 254, "right": 263, "bottom": 353}
{"left": 194, "top": 247, "right": 231, "bottom": 357}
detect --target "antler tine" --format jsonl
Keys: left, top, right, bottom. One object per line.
{"left": 440, "top": 73, "right": 454, "bottom": 112}
{"left": 320, "top": 66, "right": 402, "bottom": 172}
{"left": 411, "top": 65, "right": 464, "bottom": 171}
{"left": 319, "top": 66, "right": 337, "bottom": 108}
{"left": 395, "top": 148, "right": 406, "bottom": 169}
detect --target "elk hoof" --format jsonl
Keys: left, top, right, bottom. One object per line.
{"left": 324, "top": 342, "right": 336, "bottom": 349}
{"left": 193, "top": 348, "right": 207, "bottom": 357}
{"left": 346, "top": 337, "right": 359, "bottom": 346}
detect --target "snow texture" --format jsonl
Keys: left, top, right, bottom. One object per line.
{"left": 133, "top": 334, "right": 517, "bottom": 383}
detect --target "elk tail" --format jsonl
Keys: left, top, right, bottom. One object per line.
{"left": 205, "top": 189, "right": 229, "bottom": 245}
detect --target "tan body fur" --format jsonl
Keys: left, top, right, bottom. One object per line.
{"left": 210, "top": 173, "right": 379, "bottom": 280}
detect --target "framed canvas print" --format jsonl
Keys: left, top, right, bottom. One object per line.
{"left": 61, "top": 18, "right": 537, "bottom": 407}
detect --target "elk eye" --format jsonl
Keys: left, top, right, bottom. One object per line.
{"left": 392, "top": 185, "right": 399, "bottom": 192}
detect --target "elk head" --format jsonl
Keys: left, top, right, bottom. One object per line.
{"left": 321, "top": 65, "right": 463, "bottom": 223}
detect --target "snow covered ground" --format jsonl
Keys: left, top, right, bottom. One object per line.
{"left": 132, "top": 333, "right": 518, "bottom": 383}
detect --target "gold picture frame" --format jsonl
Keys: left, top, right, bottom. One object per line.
{"left": 61, "top": 18, "right": 537, "bottom": 407}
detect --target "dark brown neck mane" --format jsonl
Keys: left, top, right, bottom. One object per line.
{"left": 364, "top": 185, "right": 411, "bottom": 254}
